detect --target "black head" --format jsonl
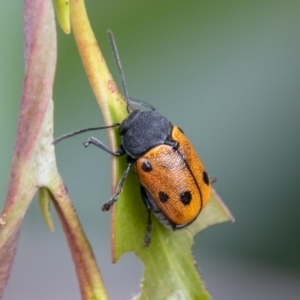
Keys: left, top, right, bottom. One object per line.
{"left": 120, "top": 110, "right": 172, "bottom": 159}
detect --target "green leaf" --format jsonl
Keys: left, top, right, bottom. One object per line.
{"left": 113, "top": 173, "right": 233, "bottom": 299}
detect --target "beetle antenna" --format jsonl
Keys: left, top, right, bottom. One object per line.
{"left": 53, "top": 123, "right": 120, "bottom": 145}
{"left": 107, "top": 30, "right": 132, "bottom": 113}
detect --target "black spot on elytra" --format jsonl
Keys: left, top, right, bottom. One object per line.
{"left": 142, "top": 160, "right": 152, "bottom": 172}
{"left": 180, "top": 191, "right": 192, "bottom": 205}
{"left": 158, "top": 191, "right": 169, "bottom": 203}
{"left": 203, "top": 171, "right": 209, "bottom": 185}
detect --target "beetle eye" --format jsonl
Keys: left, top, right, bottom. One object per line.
{"left": 142, "top": 160, "right": 152, "bottom": 172}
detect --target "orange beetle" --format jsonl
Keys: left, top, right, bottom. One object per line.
{"left": 55, "top": 30, "right": 212, "bottom": 245}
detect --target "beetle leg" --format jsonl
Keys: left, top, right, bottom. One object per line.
{"left": 140, "top": 186, "right": 153, "bottom": 246}
{"left": 101, "top": 159, "right": 132, "bottom": 211}
{"left": 83, "top": 137, "right": 125, "bottom": 156}
{"left": 144, "top": 210, "right": 153, "bottom": 247}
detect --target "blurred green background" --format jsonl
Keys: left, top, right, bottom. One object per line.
{"left": 1, "top": 1, "right": 300, "bottom": 299}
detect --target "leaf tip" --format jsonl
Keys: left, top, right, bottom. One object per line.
{"left": 38, "top": 187, "right": 54, "bottom": 231}
{"left": 54, "top": 0, "right": 71, "bottom": 34}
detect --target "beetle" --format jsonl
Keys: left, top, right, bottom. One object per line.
{"left": 54, "top": 30, "right": 213, "bottom": 246}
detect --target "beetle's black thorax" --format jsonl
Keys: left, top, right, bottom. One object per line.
{"left": 119, "top": 110, "right": 172, "bottom": 159}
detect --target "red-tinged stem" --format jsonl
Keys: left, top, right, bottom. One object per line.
{"left": 48, "top": 177, "right": 108, "bottom": 300}
{"left": 0, "top": 0, "right": 56, "bottom": 297}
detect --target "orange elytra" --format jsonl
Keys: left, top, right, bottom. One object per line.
{"left": 135, "top": 125, "right": 211, "bottom": 232}
{"left": 54, "top": 30, "right": 212, "bottom": 246}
